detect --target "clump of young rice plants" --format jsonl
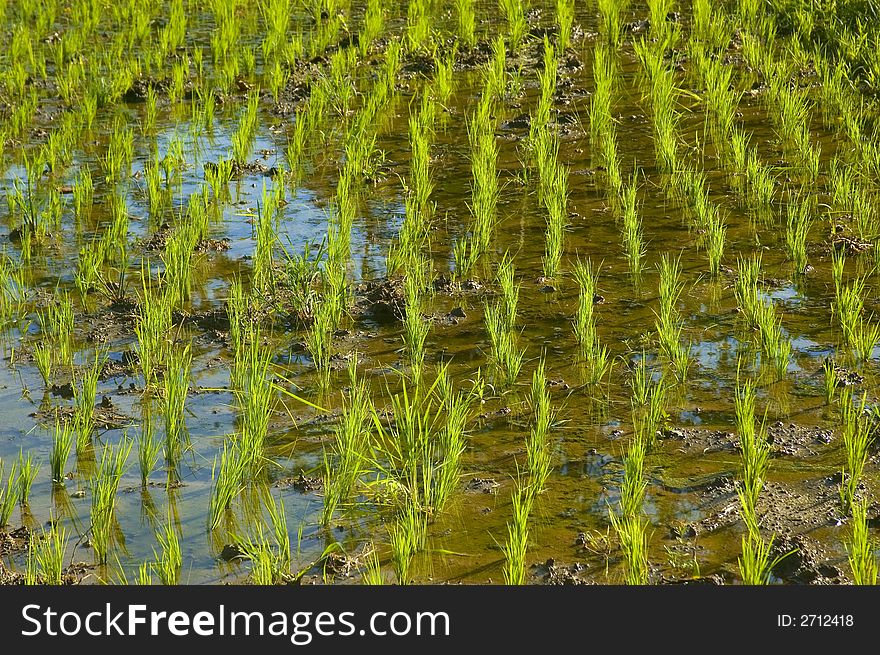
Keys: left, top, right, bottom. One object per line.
{"left": 234, "top": 335, "right": 274, "bottom": 475}
{"left": 484, "top": 257, "right": 524, "bottom": 389}
{"left": 734, "top": 376, "right": 782, "bottom": 585}
{"left": 49, "top": 419, "right": 74, "bottom": 484}
{"left": 25, "top": 522, "right": 68, "bottom": 585}
{"left": 838, "top": 389, "right": 873, "bottom": 513}
{"left": 322, "top": 358, "right": 371, "bottom": 526}
{"left": 499, "top": 0, "right": 527, "bottom": 50}
{"left": 402, "top": 274, "right": 430, "bottom": 386}
{"left": 734, "top": 256, "right": 791, "bottom": 380}
{"left": 525, "top": 359, "right": 555, "bottom": 495}
{"left": 634, "top": 38, "right": 680, "bottom": 176}
{"left": 16, "top": 450, "right": 39, "bottom": 505}
{"left": 73, "top": 351, "right": 103, "bottom": 452}
{"left": 501, "top": 479, "right": 533, "bottom": 585}
{"left": 610, "top": 416, "right": 650, "bottom": 584}
{"left": 305, "top": 299, "right": 334, "bottom": 392}
{"left": 463, "top": 94, "right": 499, "bottom": 273}
{"left": 572, "top": 259, "right": 613, "bottom": 385}
{"left": 833, "top": 268, "right": 880, "bottom": 362}
{"left": 0, "top": 461, "right": 18, "bottom": 528}
{"left": 846, "top": 498, "right": 878, "bottom": 585}
{"left": 556, "top": 0, "right": 575, "bottom": 51}
{"left": 654, "top": 254, "right": 690, "bottom": 382}
{"left": 233, "top": 495, "right": 292, "bottom": 584}
{"left": 90, "top": 438, "right": 132, "bottom": 565}
{"left": 619, "top": 174, "right": 645, "bottom": 281}
{"left": 455, "top": 0, "right": 476, "bottom": 47}
{"left": 135, "top": 270, "right": 174, "bottom": 388}
{"left": 162, "top": 344, "right": 192, "bottom": 475}
{"left": 137, "top": 404, "right": 161, "bottom": 489}
{"left": 432, "top": 364, "right": 475, "bottom": 511}
{"left": 154, "top": 511, "right": 182, "bottom": 585}
{"left": 784, "top": 193, "right": 812, "bottom": 274}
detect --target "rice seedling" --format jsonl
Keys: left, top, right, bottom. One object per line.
{"left": 619, "top": 174, "right": 645, "bottom": 281}
{"left": 526, "top": 359, "right": 554, "bottom": 494}
{"left": 16, "top": 450, "right": 39, "bottom": 505}
{"left": 846, "top": 498, "right": 878, "bottom": 585}
{"left": 455, "top": 0, "right": 476, "bottom": 48}
{"left": 322, "top": 358, "right": 371, "bottom": 526}
{"left": 823, "top": 358, "right": 837, "bottom": 405}
{"left": 209, "top": 441, "right": 246, "bottom": 531}
{"left": 839, "top": 391, "right": 873, "bottom": 513}
{"left": 784, "top": 195, "right": 812, "bottom": 274}
{"left": 154, "top": 512, "right": 182, "bottom": 585}
{"left": 27, "top": 522, "right": 68, "bottom": 585}
{"left": 738, "top": 532, "right": 783, "bottom": 585}
{"left": 162, "top": 344, "right": 192, "bottom": 471}
{"left": 389, "top": 501, "right": 427, "bottom": 584}
{"left": 501, "top": 480, "right": 533, "bottom": 585}
{"left": 305, "top": 299, "right": 333, "bottom": 392}
{"left": 49, "top": 419, "right": 73, "bottom": 484}
{"left": 0, "top": 461, "right": 17, "bottom": 527}
{"left": 734, "top": 378, "right": 771, "bottom": 515}
{"left": 499, "top": 0, "right": 527, "bottom": 50}
{"left": 90, "top": 438, "right": 132, "bottom": 565}
{"left": 597, "top": 0, "right": 621, "bottom": 46}
{"left": 572, "top": 259, "right": 599, "bottom": 352}
{"left": 705, "top": 209, "right": 726, "bottom": 277}
{"left": 137, "top": 409, "right": 161, "bottom": 489}
{"left": 556, "top": 0, "right": 575, "bottom": 51}
{"left": 362, "top": 546, "right": 384, "bottom": 585}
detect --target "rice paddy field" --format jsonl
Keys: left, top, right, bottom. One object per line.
{"left": 3, "top": 0, "right": 880, "bottom": 586}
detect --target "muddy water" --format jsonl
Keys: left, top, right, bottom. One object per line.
{"left": 0, "top": 1, "right": 875, "bottom": 585}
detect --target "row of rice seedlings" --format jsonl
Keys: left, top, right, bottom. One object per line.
{"left": 734, "top": 256, "right": 792, "bottom": 380}
{"left": 484, "top": 256, "right": 524, "bottom": 389}
{"left": 25, "top": 522, "right": 68, "bottom": 585}
{"left": 832, "top": 254, "right": 880, "bottom": 362}
{"left": 837, "top": 388, "right": 873, "bottom": 513}
{"left": 572, "top": 259, "right": 613, "bottom": 384}
{"left": 90, "top": 438, "right": 132, "bottom": 564}
{"left": 654, "top": 254, "right": 691, "bottom": 381}
{"left": 733, "top": 376, "right": 779, "bottom": 585}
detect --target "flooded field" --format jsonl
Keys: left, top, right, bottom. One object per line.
{"left": 1, "top": 0, "right": 880, "bottom": 585}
